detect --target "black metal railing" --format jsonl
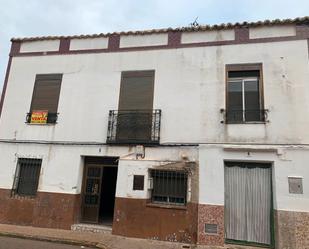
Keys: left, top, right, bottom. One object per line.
{"left": 221, "top": 109, "right": 269, "bottom": 124}
{"left": 107, "top": 109, "right": 161, "bottom": 144}
{"left": 26, "top": 112, "right": 58, "bottom": 124}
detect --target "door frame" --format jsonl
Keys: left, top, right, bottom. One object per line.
{"left": 224, "top": 161, "right": 275, "bottom": 248}
{"left": 80, "top": 159, "right": 119, "bottom": 224}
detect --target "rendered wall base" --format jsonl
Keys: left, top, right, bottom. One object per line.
{"left": 197, "top": 204, "right": 224, "bottom": 246}
{"left": 0, "top": 188, "right": 80, "bottom": 229}
{"left": 196, "top": 206, "right": 309, "bottom": 248}
{"left": 112, "top": 197, "right": 198, "bottom": 243}
{"left": 275, "top": 210, "right": 309, "bottom": 249}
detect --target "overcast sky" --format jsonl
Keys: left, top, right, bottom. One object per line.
{"left": 1, "top": 0, "right": 309, "bottom": 89}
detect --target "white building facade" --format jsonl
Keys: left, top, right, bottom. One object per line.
{"left": 0, "top": 17, "right": 309, "bottom": 248}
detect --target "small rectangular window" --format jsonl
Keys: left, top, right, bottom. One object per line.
{"left": 27, "top": 74, "right": 62, "bottom": 124}
{"left": 133, "top": 175, "right": 144, "bottom": 191}
{"left": 226, "top": 64, "right": 265, "bottom": 123}
{"left": 150, "top": 169, "right": 187, "bottom": 205}
{"left": 12, "top": 158, "right": 42, "bottom": 197}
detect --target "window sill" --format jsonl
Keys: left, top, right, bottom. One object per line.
{"left": 225, "top": 121, "right": 267, "bottom": 125}
{"left": 146, "top": 202, "right": 187, "bottom": 210}
{"left": 25, "top": 122, "right": 57, "bottom": 126}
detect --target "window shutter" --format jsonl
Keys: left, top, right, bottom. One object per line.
{"left": 118, "top": 71, "right": 154, "bottom": 110}
{"left": 30, "top": 74, "right": 62, "bottom": 113}
{"left": 116, "top": 71, "right": 155, "bottom": 142}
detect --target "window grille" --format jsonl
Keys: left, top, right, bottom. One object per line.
{"left": 12, "top": 158, "right": 42, "bottom": 197}
{"left": 150, "top": 169, "right": 187, "bottom": 205}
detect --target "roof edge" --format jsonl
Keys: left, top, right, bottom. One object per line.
{"left": 11, "top": 16, "right": 309, "bottom": 42}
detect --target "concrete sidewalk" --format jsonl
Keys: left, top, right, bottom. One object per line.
{"left": 0, "top": 224, "right": 198, "bottom": 249}
{"left": 0, "top": 224, "right": 263, "bottom": 249}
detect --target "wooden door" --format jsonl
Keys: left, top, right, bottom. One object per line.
{"left": 81, "top": 165, "right": 103, "bottom": 223}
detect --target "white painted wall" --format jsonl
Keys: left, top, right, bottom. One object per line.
{"left": 70, "top": 37, "right": 108, "bottom": 50}
{"left": 181, "top": 29, "right": 234, "bottom": 43}
{"left": 20, "top": 40, "right": 60, "bottom": 53}
{"left": 249, "top": 25, "right": 296, "bottom": 39}
{"left": 199, "top": 145, "right": 309, "bottom": 212}
{"left": 1, "top": 40, "right": 309, "bottom": 144}
{"left": 1, "top": 140, "right": 306, "bottom": 212}
{"left": 1, "top": 35, "right": 309, "bottom": 213}
{"left": 120, "top": 34, "right": 168, "bottom": 48}
{"left": 0, "top": 142, "right": 197, "bottom": 194}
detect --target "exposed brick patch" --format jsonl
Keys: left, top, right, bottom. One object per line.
{"left": 307, "top": 39, "right": 309, "bottom": 58}
{"left": 0, "top": 189, "right": 81, "bottom": 229}
{"left": 113, "top": 197, "right": 198, "bottom": 243}
{"left": 275, "top": 210, "right": 309, "bottom": 249}
{"left": 197, "top": 204, "right": 224, "bottom": 246}
{"left": 235, "top": 27, "right": 249, "bottom": 42}
{"left": 10, "top": 41, "right": 21, "bottom": 56}
{"left": 59, "top": 38, "right": 71, "bottom": 53}
{"left": 168, "top": 31, "right": 181, "bottom": 47}
{"left": 296, "top": 25, "right": 309, "bottom": 39}
{"left": 0, "top": 45, "right": 14, "bottom": 119}
{"left": 108, "top": 35, "right": 120, "bottom": 51}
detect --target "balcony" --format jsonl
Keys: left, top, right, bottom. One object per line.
{"left": 221, "top": 109, "right": 269, "bottom": 124}
{"left": 107, "top": 109, "right": 161, "bottom": 145}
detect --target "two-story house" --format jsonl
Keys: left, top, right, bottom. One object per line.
{"left": 0, "top": 17, "right": 309, "bottom": 248}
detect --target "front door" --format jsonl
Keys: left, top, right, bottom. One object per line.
{"left": 224, "top": 162, "right": 273, "bottom": 246}
{"left": 81, "top": 165, "right": 103, "bottom": 223}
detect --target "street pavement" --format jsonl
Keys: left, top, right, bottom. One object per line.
{"left": 0, "top": 236, "right": 94, "bottom": 249}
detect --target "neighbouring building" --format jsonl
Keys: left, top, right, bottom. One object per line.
{"left": 0, "top": 17, "right": 309, "bottom": 248}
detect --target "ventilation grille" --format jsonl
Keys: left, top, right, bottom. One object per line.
{"left": 205, "top": 223, "right": 218, "bottom": 234}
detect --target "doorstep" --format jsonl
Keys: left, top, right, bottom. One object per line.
{"left": 71, "top": 223, "right": 112, "bottom": 234}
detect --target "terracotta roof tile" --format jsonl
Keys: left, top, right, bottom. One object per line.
{"left": 11, "top": 16, "right": 309, "bottom": 42}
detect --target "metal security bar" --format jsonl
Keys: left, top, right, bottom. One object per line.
{"left": 107, "top": 109, "right": 161, "bottom": 145}
{"left": 26, "top": 112, "right": 59, "bottom": 124}
{"left": 11, "top": 158, "right": 42, "bottom": 197}
{"left": 150, "top": 169, "right": 187, "bottom": 205}
{"left": 221, "top": 109, "right": 269, "bottom": 123}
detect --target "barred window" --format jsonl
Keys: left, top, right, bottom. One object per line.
{"left": 12, "top": 158, "right": 42, "bottom": 197}
{"left": 150, "top": 169, "right": 187, "bottom": 205}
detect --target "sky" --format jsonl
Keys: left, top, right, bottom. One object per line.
{"left": 0, "top": 0, "right": 309, "bottom": 89}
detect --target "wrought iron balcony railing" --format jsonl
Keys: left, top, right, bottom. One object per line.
{"left": 26, "top": 112, "right": 58, "bottom": 124}
{"left": 107, "top": 109, "right": 161, "bottom": 145}
{"left": 220, "top": 109, "right": 269, "bottom": 124}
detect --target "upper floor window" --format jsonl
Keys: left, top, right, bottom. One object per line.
{"left": 12, "top": 158, "right": 42, "bottom": 197}
{"left": 26, "top": 74, "right": 62, "bottom": 124}
{"left": 107, "top": 70, "right": 161, "bottom": 145}
{"left": 226, "top": 64, "right": 266, "bottom": 123}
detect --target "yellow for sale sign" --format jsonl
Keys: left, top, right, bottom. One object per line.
{"left": 31, "top": 110, "right": 48, "bottom": 124}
